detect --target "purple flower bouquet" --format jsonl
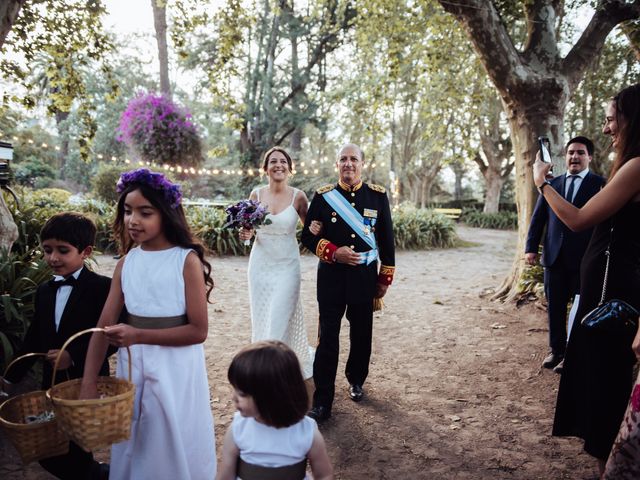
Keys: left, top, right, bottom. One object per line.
{"left": 224, "top": 200, "right": 272, "bottom": 245}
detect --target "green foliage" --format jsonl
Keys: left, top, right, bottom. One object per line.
{"left": 393, "top": 203, "right": 459, "bottom": 250}
{"left": 460, "top": 208, "right": 517, "bottom": 230}
{"left": 0, "top": 247, "right": 52, "bottom": 370}
{"left": 7, "top": 187, "right": 115, "bottom": 253}
{"left": 2, "top": 0, "right": 116, "bottom": 160}
{"left": 92, "top": 163, "right": 129, "bottom": 203}
{"left": 186, "top": 205, "right": 247, "bottom": 256}
{"left": 518, "top": 263, "right": 544, "bottom": 299}
{"left": 13, "top": 158, "right": 57, "bottom": 188}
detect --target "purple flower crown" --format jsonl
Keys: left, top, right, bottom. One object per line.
{"left": 116, "top": 168, "right": 183, "bottom": 208}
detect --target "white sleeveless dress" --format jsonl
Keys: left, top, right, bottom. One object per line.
{"left": 232, "top": 411, "right": 315, "bottom": 476}
{"left": 248, "top": 187, "right": 314, "bottom": 378}
{"left": 112, "top": 246, "right": 216, "bottom": 480}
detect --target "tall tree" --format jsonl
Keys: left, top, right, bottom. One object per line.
{"left": 177, "top": 0, "right": 355, "bottom": 168}
{"left": 0, "top": 0, "right": 113, "bottom": 250}
{"left": 151, "top": 0, "right": 171, "bottom": 96}
{"left": 473, "top": 93, "right": 514, "bottom": 213}
{"left": 436, "top": 0, "right": 640, "bottom": 300}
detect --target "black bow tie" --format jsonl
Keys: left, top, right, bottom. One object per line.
{"left": 50, "top": 276, "right": 77, "bottom": 290}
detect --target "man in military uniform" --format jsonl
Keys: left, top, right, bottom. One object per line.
{"left": 301, "top": 143, "right": 395, "bottom": 422}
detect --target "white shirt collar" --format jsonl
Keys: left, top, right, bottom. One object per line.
{"left": 566, "top": 168, "right": 589, "bottom": 179}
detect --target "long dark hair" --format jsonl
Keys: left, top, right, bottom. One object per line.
{"left": 610, "top": 83, "right": 640, "bottom": 180}
{"left": 114, "top": 183, "right": 214, "bottom": 300}
{"left": 228, "top": 341, "right": 308, "bottom": 428}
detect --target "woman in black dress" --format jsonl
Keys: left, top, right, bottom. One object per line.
{"left": 533, "top": 83, "right": 640, "bottom": 476}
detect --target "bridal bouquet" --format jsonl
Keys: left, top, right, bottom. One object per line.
{"left": 224, "top": 199, "right": 272, "bottom": 245}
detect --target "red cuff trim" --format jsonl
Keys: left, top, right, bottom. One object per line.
{"left": 377, "top": 265, "right": 395, "bottom": 285}
{"left": 316, "top": 239, "right": 338, "bottom": 263}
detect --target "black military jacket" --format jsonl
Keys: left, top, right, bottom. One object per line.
{"left": 301, "top": 180, "right": 395, "bottom": 304}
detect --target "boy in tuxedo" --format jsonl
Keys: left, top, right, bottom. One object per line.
{"left": 1, "top": 212, "right": 112, "bottom": 480}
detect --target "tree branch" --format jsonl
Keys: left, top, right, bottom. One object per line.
{"left": 436, "top": 0, "right": 522, "bottom": 94}
{"left": 0, "top": 0, "right": 25, "bottom": 49}
{"left": 562, "top": 0, "right": 640, "bottom": 89}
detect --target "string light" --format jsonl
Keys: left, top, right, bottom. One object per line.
{"left": 1, "top": 137, "right": 387, "bottom": 177}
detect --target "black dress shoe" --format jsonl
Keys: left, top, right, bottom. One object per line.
{"left": 553, "top": 359, "right": 564, "bottom": 374}
{"left": 542, "top": 352, "right": 563, "bottom": 369}
{"left": 349, "top": 384, "right": 364, "bottom": 402}
{"left": 308, "top": 405, "right": 331, "bottom": 422}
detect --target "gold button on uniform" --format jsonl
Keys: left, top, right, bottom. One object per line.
{"left": 351, "top": 192, "right": 355, "bottom": 197}
{"left": 350, "top": 245, "right": 355, "bottom": 249}
{"left": 351, "top": 202, "right": 355, "bottom": 206}
{"left": 331, "top": 217, "right": 337, "bottom": 223}
{"left": 351, "top": 234, "right": 355, "bottom": 238}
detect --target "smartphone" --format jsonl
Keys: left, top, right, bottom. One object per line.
{"left": 538, "top": 136, "right": 552, "bottom": 163}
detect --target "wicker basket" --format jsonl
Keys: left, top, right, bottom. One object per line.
{"left": 47, "top": 328, "right": 135, "bottom": 452}
{"left": 0, "top": 353, "right": 70, "bottom": 464}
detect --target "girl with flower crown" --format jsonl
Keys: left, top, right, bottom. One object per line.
{"left": 80, "top": 168, "right": 217, "bottom": 479}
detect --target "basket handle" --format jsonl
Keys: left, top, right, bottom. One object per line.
{"left": 50, "top": 327, "right": 132, "bottom": 390}
{"left": 2, "top": 352, "right": 47, "bottom": 378}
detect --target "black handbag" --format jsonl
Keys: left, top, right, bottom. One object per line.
{"left": 581, "top": 226, "right": 639, "bottom": 334}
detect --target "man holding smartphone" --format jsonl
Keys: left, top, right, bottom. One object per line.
{"left": 525, "top": 136, "right": 605, "bottom": 373}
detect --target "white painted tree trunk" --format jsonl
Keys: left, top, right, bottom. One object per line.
{"left": 0, "top": 194, "right": 18, "bottom": 251}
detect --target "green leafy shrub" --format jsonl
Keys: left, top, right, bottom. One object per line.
{"left": 394, "top": 203, "right": 458, "bottom": 249}
{"left": 0, "top": 247, "right": 52, "bottom": 370}
{"left": 13, "top": 157, "right": 57, "bottom": 188}
{"left": 8, "top": 188, "right": 114, "bottom": 253}
{"left": 92, "top": 164, "right": 130, "bottom": 203}
{"left": 187, "top": 206, "right": 246, "bottom": 256}
{"left": 460, "top": 208, "right": 517, "bottom": 230}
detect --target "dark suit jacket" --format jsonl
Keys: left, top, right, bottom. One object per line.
{"left": 6, "top": 268, "right": 112, "bottom": 389}
{"left": 525, "top": 171, "right": 606, "bottom": 269}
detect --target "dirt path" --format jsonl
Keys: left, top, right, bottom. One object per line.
{"left": 1, "top": 226, "right": 600, "bottom": 479}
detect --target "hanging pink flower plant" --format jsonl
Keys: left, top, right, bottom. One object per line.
{"left": 117, "top": 92, "right": 202, "bottom": 167}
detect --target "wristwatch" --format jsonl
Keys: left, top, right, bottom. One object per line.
{"left": 537, "top": 180, "right": 552, "bottom": 194}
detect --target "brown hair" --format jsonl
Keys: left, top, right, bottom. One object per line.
{"left": 228, "top": 340, "right": 308, "bottom": 428}
{"left": 261, "top": 146, "right": 293, "bottom": 173}
{"left": 609, "top": 84, "right": 640, "bottom": 180}
{"left": 113, "top": 183, "right": 214, "bottom": 300}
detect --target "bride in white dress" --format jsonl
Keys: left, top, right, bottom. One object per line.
{"left": 239, "top": 147, "right": 318, "bottom": 378}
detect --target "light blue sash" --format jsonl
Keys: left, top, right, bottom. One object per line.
{"left": 323, "top": 189, "right": 378, "bottom": 265}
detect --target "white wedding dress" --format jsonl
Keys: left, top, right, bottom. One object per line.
{"left": 248, "top": 187, "right": 315, "bottom": 378}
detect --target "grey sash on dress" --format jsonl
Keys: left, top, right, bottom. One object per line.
{"left": 127, "top": 314, "right": 188, "bottom": 329}
{"left": 237, "top": 458, "right": 307, "bottom": 480}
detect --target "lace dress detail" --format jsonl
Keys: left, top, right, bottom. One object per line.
{"left": 248, "top": 188, "right": 315, "bottom": 378}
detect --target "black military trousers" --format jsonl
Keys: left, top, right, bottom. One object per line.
{"left": 312, "top": 300, "right": 374, "bottom": 409}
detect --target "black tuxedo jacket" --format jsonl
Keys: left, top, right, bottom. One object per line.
{"left": 6, "top": 268, "right": 112, "bottom": 388}
{"left": 526, "top": 171, "right": 606, "bottom": 269}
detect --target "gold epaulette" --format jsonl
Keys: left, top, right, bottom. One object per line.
{"left": 316, "top": 184, "right": 335, "bottom": 194}
{"left": 368, "top": 183, "right": 386, "bottom": 194}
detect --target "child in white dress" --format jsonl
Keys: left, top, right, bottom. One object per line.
{"left": 80, "top": 168, "right": 216, "bottom": 479}
{"left": 217, "top": 341, "right": 334, "bottom": 480}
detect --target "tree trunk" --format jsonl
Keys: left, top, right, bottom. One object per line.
{"left": 492, "top": 99, "right": 565, "bottom": 301}
{"left": 55, "top": 110, "right": 70, "bottom": 175}
{"left": 483, "top": 168, "right": 504, "bottom": 213}
{"left": 151, "top": 0, "right": 171, "bottom": 97}
{"left": 0, "top": 0, "right": 23, "bottom": 48}
{"left": 0, "top": 194, "right": 18, "bottom": 251}
{"left": 0, "top": 0, "right": 23, "bottom": 251}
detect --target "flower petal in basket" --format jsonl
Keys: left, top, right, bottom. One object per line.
{"left": 46, "top": 328, "right": 135, "bottom": 452}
